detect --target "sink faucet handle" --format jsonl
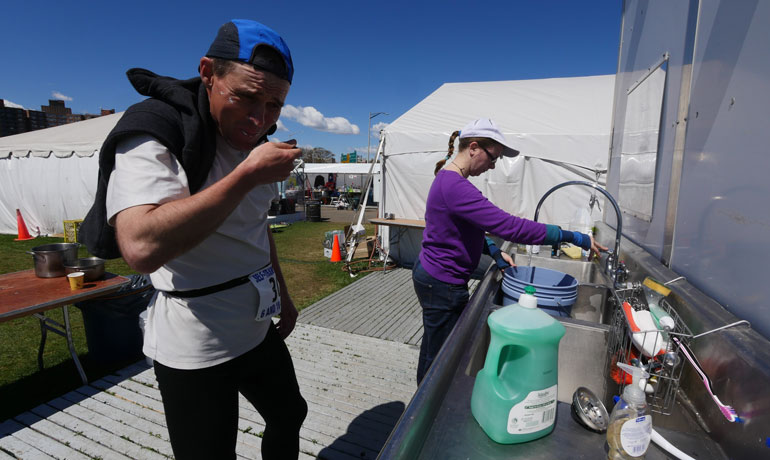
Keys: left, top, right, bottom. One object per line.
{"left": 605, "top": 250, "right": 615, "bottom": 270}
{"left": 616, "top": 261, "right": 629, "bottom": 284}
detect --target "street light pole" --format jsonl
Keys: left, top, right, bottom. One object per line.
{"left": 367, "top": 111, "right": 388, "bottom": 163}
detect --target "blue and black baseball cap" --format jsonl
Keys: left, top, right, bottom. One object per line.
{"left": 206, "top": 19, "right": 294, "bottom": 84}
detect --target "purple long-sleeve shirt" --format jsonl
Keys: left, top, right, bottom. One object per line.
{"left": 419, "top": 169, "right": 547, "bottom": 284}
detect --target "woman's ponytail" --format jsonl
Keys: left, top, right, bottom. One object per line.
{"left": 434, "top": 130, "right": 461, "bottom": 176}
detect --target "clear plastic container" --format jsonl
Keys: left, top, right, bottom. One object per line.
{"left": 570, "top": 208, "right": 594, "bottom": 258}
{"left": 569, "top": 208, "right": 593, "bottom": 234}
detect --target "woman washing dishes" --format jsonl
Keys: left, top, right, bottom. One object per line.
{"left": 413, "top": 118, "right": 606, "bottom": 383}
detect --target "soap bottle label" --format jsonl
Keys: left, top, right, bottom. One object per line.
{"left": 507, "top": 384, "right": 557, "bottom": 434}
{"left": 620, "top": 415, "right": 652, "bottom": 457}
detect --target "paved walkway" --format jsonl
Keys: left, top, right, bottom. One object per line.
{"left": 316, "top": 205, "right": 377, "bottom": 224}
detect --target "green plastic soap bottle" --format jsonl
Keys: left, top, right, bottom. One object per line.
{"left": 471, "top": 286, "right": 566, "bottom": 444}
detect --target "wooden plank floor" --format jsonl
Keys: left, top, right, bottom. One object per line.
{"left": 299, "top": 267, "right": 479, "bottom": 346}
{"left": 0, "top": 325, "right": 418, "bottom": 459}
{"left": 0, "top": 267, "right": 480, "bottom": 459}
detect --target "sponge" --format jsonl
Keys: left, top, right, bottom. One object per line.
{"left": 561, "top": 243, "right": 583, "bottom": 259}
{"left": 643, "top": 277, "right": 671, "bottom": 296}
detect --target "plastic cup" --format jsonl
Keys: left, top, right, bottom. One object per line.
{"left": 67, "top": 271, "right": 85, "bottom": 290}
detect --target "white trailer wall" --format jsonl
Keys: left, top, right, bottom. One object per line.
{"left": 608, "top": 0, "right": 770, "bottom": 339}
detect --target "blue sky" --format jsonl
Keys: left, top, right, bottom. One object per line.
{"left": 1, "top": 0, "right": 621, "bottom": 158}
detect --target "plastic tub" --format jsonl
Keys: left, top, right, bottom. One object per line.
{"left": 502, "top": 266, "right": 578, "bottom": 317}
{"left": 74, "top": 274, "right": 154, "bottom": 365}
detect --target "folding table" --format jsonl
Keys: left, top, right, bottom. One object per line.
{"left": 0, "top": 270, "right": 130, "bottom": 384}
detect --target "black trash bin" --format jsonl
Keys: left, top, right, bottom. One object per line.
{"left": 74, "top": 275, "right": 155, "bottom": 365}
{"left": 268, "top": 199, "right": 280, "bottom": 216}
{"left": 305, "top": 200, "right": 321, "bottom": 222}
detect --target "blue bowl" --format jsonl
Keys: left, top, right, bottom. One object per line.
{"left": 502, "top": 266, "right": 578, "bottom": 317}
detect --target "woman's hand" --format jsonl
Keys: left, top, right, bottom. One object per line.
{"left": 589, "top": 234, "right": 608, "bottom": 260}
{"left": 500, "top": 252, "right": 515, "bottom": 270}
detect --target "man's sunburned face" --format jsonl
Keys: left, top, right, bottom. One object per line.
{"left": 206, "top": 62, "right": 290, "bottom": 151}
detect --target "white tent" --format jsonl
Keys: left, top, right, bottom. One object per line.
{"left": 0, "top": 113, "right": 382, "bottom": 235}
{"left": 377, "top": 74, "right": 616, "bottom": 265}
{"left": 297, "top": 162, "right": 382, "bottom": 202}
{"left": 301, "top": 163, "right": 380, "bottom": 175}
{"left": 0, "top": 112, "right": 124, "bottom": 235}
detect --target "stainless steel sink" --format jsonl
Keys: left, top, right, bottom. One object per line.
{"left": 469, "top": 303, "right": 615, "bottom": 407}
{"left": 496, "top": 250, "right": 618, "bottom": 405}
{"left": 380, "top": 234, "right": 729, "bottom": 459}
{"left": 511, "top": 250, "right": 610, "bottom": 285}
{"left": 510, "top": 249, "right": 614, "bottom": 325}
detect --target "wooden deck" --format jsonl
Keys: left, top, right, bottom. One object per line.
{"left": 0, "top": 267, "right": 479, "bottom": 459}
{"left": 299, "top": 267, "right": 479, "bottom": 346}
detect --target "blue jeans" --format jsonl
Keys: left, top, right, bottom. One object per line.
{"left": 412, "top": 258, "right": 469, "bottom": 383}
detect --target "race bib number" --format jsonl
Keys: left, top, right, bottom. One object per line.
{"left": 249, "top": 264, "right": 281, "bottom": 321}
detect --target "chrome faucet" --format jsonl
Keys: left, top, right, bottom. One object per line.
{"left": 533, "top": 180, "right": 626, "bottom": 288}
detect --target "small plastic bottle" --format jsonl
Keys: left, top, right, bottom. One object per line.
{"left": 582, "top": 228, "right": 593, "bottom": 260}
{"left": 570, "top": 208, "right": 593, "bottom": 259}
{"left": 607, "top": 363, "right": 652, "bottom": 459}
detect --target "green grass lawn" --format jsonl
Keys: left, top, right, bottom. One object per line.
{"left": 0, "top": 221, "right": 370, "bottom": 421}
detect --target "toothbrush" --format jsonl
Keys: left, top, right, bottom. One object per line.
{"left": 651, "top": 428, "right": 696, "bottom": 460}
{"left": 671, "top": 336, "right": 741, "bottom": 422}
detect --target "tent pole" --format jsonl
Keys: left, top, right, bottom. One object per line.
{"left": 344, "top": 138, "right": 384, "bottom": 267}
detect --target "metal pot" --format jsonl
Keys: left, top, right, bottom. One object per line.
{"left": 64, "top": 257, "right": 106, "bottom": 282}
{"left": 27, "top": 243, "right": 80, "bottom": 278}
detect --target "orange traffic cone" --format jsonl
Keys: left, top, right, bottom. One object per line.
{"left": 330, "top": 234, "right": 342, "bottom": 262}
{"left": 14, "top": 209, "right": 34, "bottom": 241}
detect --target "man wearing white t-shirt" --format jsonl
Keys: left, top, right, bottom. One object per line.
{"left": 81, "top": 20, "right": 307, "bottom": 459}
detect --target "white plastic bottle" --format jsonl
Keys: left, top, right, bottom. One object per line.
{"left": 607, "top": 363, "right": 652, "bottom": 459}
{"left": 570, "top": 208, "right": 593, "bottom": 259}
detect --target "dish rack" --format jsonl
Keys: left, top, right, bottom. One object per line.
{"left": 605, "top": 284, "right": 692, "bottom": 415}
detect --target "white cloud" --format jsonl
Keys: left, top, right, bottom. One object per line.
{"left": 275, "top": 119, "right": 288, "bottom": 131}
{"left": 51, "top": 91, "right": 73, "bottom": 101}
{"left": 370, "top": 121, "right": 389, "bottom": 141}
{"left": 371, "top": 121, "right": 389, "bottom": 134}
{"left": 3, "top": 100, "right": 24, "bottom": 109}
{"left": 281, "top": 105, "right": 359, "bottom": 135}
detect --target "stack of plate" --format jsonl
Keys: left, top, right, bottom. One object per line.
{"left": 501, "top": 266, "right": 578, "bottom": 317}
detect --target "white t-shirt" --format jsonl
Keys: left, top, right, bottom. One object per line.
{"left": 106, "top": 134, "right": 278, "bottom": 369}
